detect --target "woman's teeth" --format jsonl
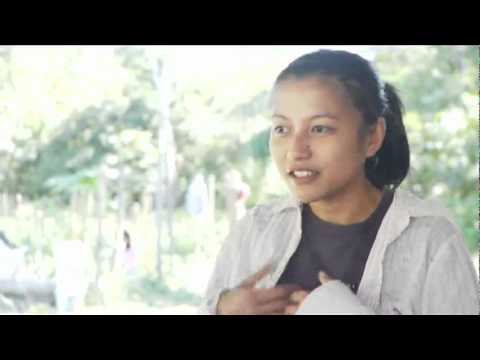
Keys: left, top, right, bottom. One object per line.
{"left": 292, "top": 170, "right": 316, "bottom": 178}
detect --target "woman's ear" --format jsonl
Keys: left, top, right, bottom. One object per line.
{"left": 366, "top": 117, "right": 386, "bottom": 158}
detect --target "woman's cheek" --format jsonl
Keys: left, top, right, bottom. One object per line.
{"left": 270, "top": 140, "right": 285, "bottom": 163}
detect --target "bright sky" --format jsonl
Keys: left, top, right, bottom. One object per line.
{"left": 143, "top": 45, "right": 378, "bottom": 78}
{"left": 14, "top": 45, "right": 381, "bottom": 86}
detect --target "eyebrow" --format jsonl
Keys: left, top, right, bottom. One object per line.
{"left": 271, "top": 113, "right": 339, "bottom": 121}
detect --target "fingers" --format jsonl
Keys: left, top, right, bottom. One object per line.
{"left": 240, "top": 263, "right": 273, "bottom": 288}
{"left": 255, "top": 284, "right": 301, "bottom": 304}
{"left": 318, "top": 271, "right": 335, "bottom": 284}
{"left": 290, "top": 290, "right": 309, "bottom": 304}
{"left": 284, "top": 304, "right": 298, "bottom": 315}
{"left": 279, "top": 284, "right": 304, "bottom": 293}
{"left": 257, "top": 298, "right": 290, "bottom": 315}
{"left": 284, "top": 290, "right": 309, "bottom": 315}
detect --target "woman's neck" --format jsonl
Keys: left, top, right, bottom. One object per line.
{"left": 309, "top": 180, "right": 383, "bottom": 225}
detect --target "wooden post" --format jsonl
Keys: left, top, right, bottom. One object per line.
{"left": 116, "top": 166, "right": 127, "bottom": 245}
{"left": 78, "top": 191, "right": 86, "bottom": 243}
{"left": 1, "top": 192, "right": 8, "bottom": 217}
{"left": 38, "top": 208, "right": 45, "bottom": 244}
{"left": 208, "top": 174, "right": 216, "bottom": 224}
{"left": 14, "top": 193, "right": 22, "bottom": 217}
{"left": 70, "top": 191, "right": 76, "bottom": 240}
{"left": 155, "top": 162, "right": 164, "bottom": 280}
{"left": 142, "top": 191, "right": 152, "bottom": 218}
{"left": 93, "top": 168, "right": 107, "bottom": 301}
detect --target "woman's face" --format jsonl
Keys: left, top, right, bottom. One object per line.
{"left": 269, "top": 75, "right": 372, "bottom": 204}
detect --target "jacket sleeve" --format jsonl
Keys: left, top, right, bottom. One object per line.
{"left": 420, "top": 236, "right": 479, "bottom": 315}
{"left": 296, "top": 280, "right": 376, "bottom": 315}
{"left": 197, "top": 213, "right": 253, "bottom": 315}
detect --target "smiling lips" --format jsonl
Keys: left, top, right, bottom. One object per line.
{"left": 287, "top": 169, "right": 320, "bottom": 184}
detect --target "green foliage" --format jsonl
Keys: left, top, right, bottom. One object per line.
{"left": 45, "top": 169, "right": 97, "bottom": 195}
{"left": 247, "top": 127, "right": 270, "bottom": 161}
{"left": 15, "top": 98, "right": 158, "bottom": 199}
{"left": 375, "top": 46, "right": 478, "bottom": 253}
{"left": 374, "top": 46, "right": 477, "bottom": 114}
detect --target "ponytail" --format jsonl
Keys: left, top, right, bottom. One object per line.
{"left": 365, "top": 83, "right": 410, "bottom": 190}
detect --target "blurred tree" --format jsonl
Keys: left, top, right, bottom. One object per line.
{"left": 374, "top": 46, "right": 477, "bottom": 252}
{"left": 0, "top": 46, "right": 132, "bottom": 196}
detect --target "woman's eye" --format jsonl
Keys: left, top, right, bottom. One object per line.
{"left": 273, "top": 126, "right": 288, "bottom": 135}
{"left": 311, "top": 125, "right": 331, "bottom": 134}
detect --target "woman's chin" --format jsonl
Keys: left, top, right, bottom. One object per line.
{"left": 290, "top": 189, "right": 321, "bottom": 204}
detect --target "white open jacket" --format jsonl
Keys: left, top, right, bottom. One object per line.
{"left": 200, "top": 189, "right": 479, "bottom": 315}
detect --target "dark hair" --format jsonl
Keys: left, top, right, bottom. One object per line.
{"left": 275, "top": 49, "right": 410, "bottom": 190}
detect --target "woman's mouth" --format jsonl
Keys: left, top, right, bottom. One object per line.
{"left": 287, "top": 169, "right": 320, "bottom": 185}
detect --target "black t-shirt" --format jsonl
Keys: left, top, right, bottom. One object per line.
{"left": 276, "top": 190, "right": 394, "bottom": 294}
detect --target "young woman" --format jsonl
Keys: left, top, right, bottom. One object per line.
{"left": 201, "top": 49, "right": 479, "bottom": 315}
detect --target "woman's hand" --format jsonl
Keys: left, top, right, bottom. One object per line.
{"left": 217, "top": 264, "right": 302, "bottom": 315}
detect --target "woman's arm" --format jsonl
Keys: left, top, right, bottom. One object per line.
{"left": 198, "top": 212, "right": 254, "bottom": 315}
{"left": 420, "top": 238, "right": 479, "bottom": 315}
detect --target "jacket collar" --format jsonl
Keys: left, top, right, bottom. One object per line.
{"left": 270, "top": 188, "right": 451, "bottom": 223}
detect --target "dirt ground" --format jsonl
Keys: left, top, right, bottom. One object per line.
{"left": 77, "top": 301, "right": 199, "bottom": 315}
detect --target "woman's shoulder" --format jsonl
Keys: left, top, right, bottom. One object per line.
{"left": 224, "top": 198, "right": 300, "bottom": 253}
{"left": 227, "top": 198, "right": 300, "bottom": 236}
{"left": 396, "top": 189, "right": 458, "bottom": 226}
{"left": 392, "top": 189, "right": 466, "bottom": 253}
{"left": 246, "top": 197, "right": 300, "bottom": 221}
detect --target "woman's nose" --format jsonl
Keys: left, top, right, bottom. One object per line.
{"left": 287, "top": 134, "right": 312, "bottom": 161}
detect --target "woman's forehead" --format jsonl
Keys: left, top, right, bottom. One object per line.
{"left": 270, "top": 75, "right": 356, "bottom": 115}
